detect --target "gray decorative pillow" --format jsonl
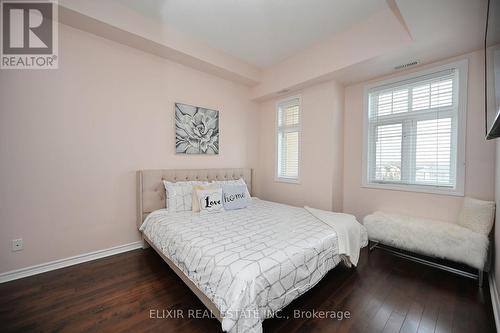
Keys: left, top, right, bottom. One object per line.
{"left": 222, "top": 184, "right": 249, "bottom": 210}
{"left": 212, "top": 178, "right": 251, "bottom": 198}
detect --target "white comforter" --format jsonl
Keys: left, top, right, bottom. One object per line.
{"left": 140, "top": 199, "right": 367, "bottom": 333}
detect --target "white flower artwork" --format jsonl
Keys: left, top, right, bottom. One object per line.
{"left": 175, "top": 103, "right": 219, "bottom": 154}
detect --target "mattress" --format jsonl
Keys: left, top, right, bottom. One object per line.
{"left": 140, "top": 199, "right": 364, "bottom": 333}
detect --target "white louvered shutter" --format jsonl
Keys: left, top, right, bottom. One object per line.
{"left": 277, "top": 98, "right": 300, "bottom": 181}
{"left": 366, "top": 69, "right": 459, "bottom": 189}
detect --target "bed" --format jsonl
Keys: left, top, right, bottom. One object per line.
{"left": 137, "top": 168, "right": 367, "bottom": 333}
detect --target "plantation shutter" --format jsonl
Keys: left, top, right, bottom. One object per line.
{"left": 277, "top": 98, "right": 300, "bottom": 181}
{"left": 367, "top": 69, "right": 458, "bottom": 189}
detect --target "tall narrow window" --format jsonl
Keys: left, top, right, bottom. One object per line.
{"left": 276, "top": 97, "right": 301, "bottom": 182}
{"left": 364, "top": 60, "right": 467, "bottom": 195}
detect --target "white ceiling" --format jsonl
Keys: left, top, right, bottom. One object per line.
{"left": 67, "top": 0, "right": 487, "bottom": 95}
{"left": 114, "top": 0, "right": 387, "bottom": 68}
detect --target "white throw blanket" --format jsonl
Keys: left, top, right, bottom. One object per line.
{"left": 305, "top": 207, "right": 366, "bottom": 267}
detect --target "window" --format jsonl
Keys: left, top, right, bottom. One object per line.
{"left": 276, "top": 97, "right": 301, "bottom": 183}
{"left": 363, "top": 60, "right": 467, "bottom": 195}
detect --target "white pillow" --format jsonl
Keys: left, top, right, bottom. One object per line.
{"left": 192, "top": 184, "right": 220, "bottom": 212}
{"left": 211, "top": 178, "right": 250, "bottom": 198}
{"left": 196, "top": 188, "right": 225, "bottom": 214}
{"left": 163, "top": 180, "right": 207, "bottom": 212}
{"left": 458, "top": 197, "right": 495, "bottom": 235}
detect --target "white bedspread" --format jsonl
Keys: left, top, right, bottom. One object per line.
{"left": 304, "top": 207, "right": 365, "bottom": 267}
{"left": 140, "top": 199, "right": 367, "bottom": 333}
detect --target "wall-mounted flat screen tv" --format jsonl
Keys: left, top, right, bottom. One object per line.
{"left": 486, "top": 0, "right": 500, "bottom": 139}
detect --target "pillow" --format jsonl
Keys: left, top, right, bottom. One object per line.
{"left": 163, "top": 180, "right": 206, "bottom": 212}
{"left": 222, "top": 184, "right": 249, "bottom": 210}
{"left": 211, "top": 178, "right": 251, "bottom": 198}
{"left": 192, "top": 184, "right": 220, "bottom": 212}
{"left": 458, "top": 197, "right": 495, "bottom": 235}
{"left": 196, "top": 188, "right": 224, "bottom": 214}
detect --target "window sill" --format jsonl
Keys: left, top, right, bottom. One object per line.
{"left": 361, "top": 181, "right": 464, "bottom": 197}
{"left": 275, "top": 177, "right": 300, "bottom": 184}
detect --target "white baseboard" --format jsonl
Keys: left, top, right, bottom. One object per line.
{"left": 489, "top": 273, "right": 500, "bottom": 332}
{"left": 0, "top": 241, "right": 143, "bottom": 284}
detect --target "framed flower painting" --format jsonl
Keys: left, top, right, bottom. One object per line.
{"left": 175, "top": 103, "right": 219, "bottom": 154}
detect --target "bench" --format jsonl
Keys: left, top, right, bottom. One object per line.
{"left": 363, "top": 197, "right": 495, "bottom": 287}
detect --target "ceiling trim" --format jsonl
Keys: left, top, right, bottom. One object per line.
{"left": 58, "top": 0, "right": 262, "bottom": 86}
{"left": 250, "top": 8, "right": 413, "bottom": 101}
{"left": 55, "top": 0, "right": 484, "bottom": 103}
{"left": 58, "top": 6, "right": 260, "bottom": 86}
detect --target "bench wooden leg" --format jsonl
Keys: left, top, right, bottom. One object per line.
{"left": 478, "top": 270, "right": 484, "bottom": 288}
{"left": 368, "top": 240, "right": 379, "bottom": 253}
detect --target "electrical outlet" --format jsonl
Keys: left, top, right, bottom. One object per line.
{"left": 12, "top": 239, "right": 23, "bottom": 252}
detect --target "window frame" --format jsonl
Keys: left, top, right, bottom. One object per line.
{"left": 275, "top": 95, "right": 302, "bottom": 184}
{"left": 362, "top": 59, "right": 468, "bottom": 196}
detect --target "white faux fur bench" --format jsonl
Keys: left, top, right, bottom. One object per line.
{"left": 363, "top": 197, "right": 495, "bottom": 287}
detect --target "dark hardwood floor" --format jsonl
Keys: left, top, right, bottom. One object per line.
{"left": 0, "top": 247, "right": 495, "bottom": 333}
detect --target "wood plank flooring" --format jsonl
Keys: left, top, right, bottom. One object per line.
{"left": 0, "top": 247, "right": 495, "bottom": 333}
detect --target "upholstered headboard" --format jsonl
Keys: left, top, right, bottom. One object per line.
{"left": 136, "top": 168, "right": 252, "bottom": 227}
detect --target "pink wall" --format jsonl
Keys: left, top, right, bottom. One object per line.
{"left": 343, "top": 50, "right": 496, "bottom": 222}
{"left": 255, "top": 80, "right": 344, "bottom": 211}
{"left": 0, "top": 24, "right": 495, "bottom": 277}
{"left": 0, "top": 24, "right": 258, "bottom": 273}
